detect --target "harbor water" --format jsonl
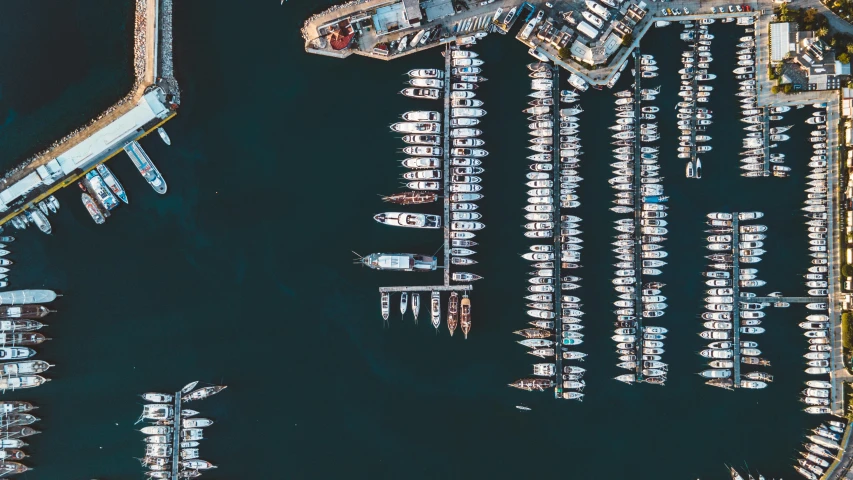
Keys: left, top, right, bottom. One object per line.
{"left": 0, "top": 2, "right": 825, "bottom": 478}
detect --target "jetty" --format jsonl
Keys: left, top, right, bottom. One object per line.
{"left": 0, "top": 0, "right": 179, "bottom": 228}
{"left": 442, "top": 45, "right": 452, "bottom": 287}
{"left": 550, "top": 64, "right": 564, "bottom": 394}
{"left": 731, "top": 215, "right": 742, "bottom": 386}
{"left": 378, "top": 48, "right": 472, "bottom": 308}
{"left": 171, "top": 390, "right": 182, "bottom": 479}
{"left": 631, "top": 49, "right": 646, "bottom": 381}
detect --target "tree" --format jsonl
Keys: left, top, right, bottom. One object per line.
{"left": 843, "top": 264, "right": 853, "bottom": 277}
{"left": 818, "top": 26, "right": 830, "bottom": 38}
{"left": 843, "top": 312, "right": 853, "bottom": 350}
{"left": 621, "top": 33, "right": 633, "bottom": 47}
{"left": 783, "top": 83, "right": 794, "bottom": 93}
{"left": 805, "top": 7, "right": 818, "bottom": 23}
{"left": 771, "top": 85, "right": 781, "bottom": 93}
{"left": 557, "top": 46, "right": 570, "bottom": 59}
{"left": 841, "top": 52, "right": 851, "bottom": 63}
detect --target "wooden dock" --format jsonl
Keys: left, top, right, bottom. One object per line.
{"left": 731, "top": 215, "right": 742, "bottom": 387}
{"left": 379, "top": 285, "right": 472, "bottom": 293}
{"left": 442, "top": 46, "right": 452, "bottom": 287}
{"left": 632, "top": 49, "right": 645, "bottom": 382}
{"left": 551, "top": 64, "right": 564, "bottom": 396}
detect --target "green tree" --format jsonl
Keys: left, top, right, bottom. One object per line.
{"left": 843, "top": 264, "right": 853, "bottom": 277}
{"left": 841, "top": 52, "right": 851, "bottom": 63}
{"left": 621, "top": 33, "right": 633, "bottom": 47}
{"left": 771, "top": 85, "right": 781, "bottom": 94}
{"left": 557, "top": 46, "right": 570, "bottom": 59}
{"left": 843, "top": 312, "right": 853, "bottom": 349}
{"left": 818, "top": 26, "right": 830, "bottom": 38}
{"left": 783, "top": 83, "right": 794, "bottom": 93}
{"left": 805, "top": 7, "right": 818, "bottom": 23}
{"left": 846, "top": 43, "right": 853, "bottom": 54}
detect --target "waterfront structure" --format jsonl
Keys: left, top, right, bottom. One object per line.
{"left": 0, "top": 0, "right": 179, "bottom": 227}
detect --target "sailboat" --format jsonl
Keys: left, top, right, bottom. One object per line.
{"left": 448, "top": 292, "right": 459, "bottom": 336}
{"left": 412, "top": 293, "right": 420, "bottom": 324}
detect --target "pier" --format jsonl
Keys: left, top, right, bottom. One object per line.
{"left": 171, "top": 390, "right": 182, "bottom": 479}
{"left": 550, "top": 64, "right": 563, "bottom": 394}
{"left": 761, "top": 108, "right": 771, "bottom": 176}
{"left": 632, "top": 49, "right": 646, "bottom": 381}
{"left": 0, "top": 0, "right": 179, "bottom": 227}
{"left": 732, "top": 216, "right": 742, "bottom": 387}
{"left": 750, "top": 296, "right": 827, "bottom": 303}
{"left": 442, "top": 45, "right": 452, "bottom": 287}
{"left": 379, "top": 285, "right": 473, "bottom": 293}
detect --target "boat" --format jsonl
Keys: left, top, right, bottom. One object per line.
{"left": 381, "top": 192, "right": 437, "bottom": 205}
{"left": 401, "top": 87, "right": 440, "bottom": 99}
{"left": 96, "top": 164, "right": 129, "bottom": 204}
{"left": 126, "top": 142, "right": 167, "bottom": 194}
{"left": 460, "top": 294, "right": 471, "bottom": 339}
{"left": 508, "top": 378, "right": 554, "bottom": 392}
{"left": 360, "top": 253, "right": 437, "bottom": 272}
{"left": 82, "top": 193, "right": 105, "bottom": 224}
{"left": 141, "top": 392, "right": 174, "bottom": 403}
{"left": 373, "top": 212, "right": 440, "bottom": 229}
{"left": 182, "top": 385, "right": 227, "bottom": 402}
{"left": 380, "top": 292, "right": 389, "bottom": 324}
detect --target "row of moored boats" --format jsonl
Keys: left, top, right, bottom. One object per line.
{"left": 677, "top": 21, "right": 715, "bottom": 178}
{"left": 792, "top": 420, "right": 847, "bottom": 479}
{"left": 735, "top": 27, "right": 792, "bottom": 177}
{"left": 0, "top": 401, "right": 42, "bottom": 477}
{"left": 798, "top": 103, "right": 833, "bottom": 415}
{"left": 511, "top": 62, "right": 587, "bottom": 400}
{"left": 610, "top": 55, "right": 670, "bottom": 386}
{"left": 137, "top": 381, "right": 226, "bottom": 479}
{"left": 698, "top": 212, "right": 772, "bottom": 390}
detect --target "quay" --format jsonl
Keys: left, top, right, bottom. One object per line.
{"left": 732, "top": 215, "right": 742, "bottom": 387}
{"left": 379, "top": 285, "right": 473, "bottom": 293}
{"left": 632, "top": 49, "right": 646, "bottom": 382}
{"left": 171, "top": 389, "right": 182, "bottom": 479}
{"left": 0, "top": 0, "right": 179, "bottom": 227}
{"left": 550, "top": 64, "right": 564, "bottom": 395}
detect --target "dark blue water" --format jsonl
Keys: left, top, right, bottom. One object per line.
{"left": 0, "top": 4, "right": 825, "bottom": 479}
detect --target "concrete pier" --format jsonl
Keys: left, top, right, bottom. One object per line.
{"left": 761, "top": 109, "right": 771, "bottom": 176}
{"left": 443, "top": 46, "right": 452, "bottom": 287}
{"left": 0, "top": 0, "right": 178, "bottom": 227}
{"left": 751, "top": 296, "right": 827, "bottom": 303}
{"left": 731, "top": 215, "right": 742, "bottom": 387}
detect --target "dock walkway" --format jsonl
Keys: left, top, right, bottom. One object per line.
{"left": 443, "top": 46, "right": 452, "bottom": 287}
{"left": 171, "top": 390, "right": 182, "bottom": 479}
{"left": 732, "top": 216, "right": 742, "bottom": 386}
{"left": 551, "top": 65, "right": 564, "bottom": 396}
{"left": 632, "top": 49, "right": 645, "bottom": 382}
{"left": 379, "top": 285, "right": 472, "bottom": 293}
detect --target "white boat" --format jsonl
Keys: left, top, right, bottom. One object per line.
{"left": 373, "top": 212, "right": 440, "bottom": 228}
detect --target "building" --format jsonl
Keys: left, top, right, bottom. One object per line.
{"left": 770, "top": 22, "right": 797, "bottom": 62}
{"left": 401, "top": 0, "right": 423, "bottom": 27}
